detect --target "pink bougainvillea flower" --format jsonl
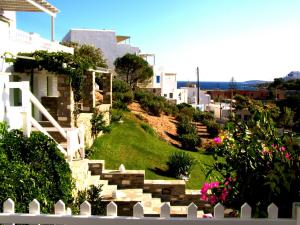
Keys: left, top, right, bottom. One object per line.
{"left": 220, "top": 189, "right": 228, "bottom": 202}
{"left": 285, "top": 153, "right": 291, "bottom": 160}
{"left": 213, "top": 137, "right": 222, "bottom": 145}
{"left": 280, "top": 146, "right": 286, "bottom": 152}
{"left": 210, "top": 195, "right": 218, "bottom": 205}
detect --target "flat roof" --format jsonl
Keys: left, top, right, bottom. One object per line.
{"left": 116, "top": 35, "right": 130, "bottom": 43}
{"left": 0, "top": 0, "right": 59, "bottom": 17}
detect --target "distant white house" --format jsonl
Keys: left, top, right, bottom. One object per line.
{"left": 62, "top": 29, "right": 140, "bottom": 68}
{"left": 180, "top": 85, "right": 211, "bottom": 110}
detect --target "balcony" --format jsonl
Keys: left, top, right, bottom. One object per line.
{"left": 7, "top": 28, "right": 73, "bottom": 54}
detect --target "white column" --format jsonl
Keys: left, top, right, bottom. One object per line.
{"left": 51, "top": 16, "right": 55, "bottom": 42}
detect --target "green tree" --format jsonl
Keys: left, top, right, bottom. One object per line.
{"left": 114, "top": 53, "right": 153, "bottom": 89}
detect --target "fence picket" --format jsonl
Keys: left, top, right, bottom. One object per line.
{"left": 160, "top": 202, "right": 170, "bottom": 218}
{"left": 29, "top": 199, "right": 40, "bottom": 214}
{"left": 268, "top": 203, "right": 278, "bottom": 219}
{"left": 54, "top": 200, "right": 65, "bottom": 215}
{"left": 133, "top": 202, "right": 144, "bottom": 218}
{"left": 241, "top": 203, "right": 251, "bottom": 219}
{"left": 107, "top": 201, "right": 117, "bottom": 217}
{"left": 214, "top": 203, "right": 224, "bottom": 219}
{"left": 3, "top": 199, "right": 14, "bottom": 213}
{"left": 80, "top": 201, "right": 91, "bottom": 215}
{"left": 187, "top": 203, "right": 197, "bottom": 219}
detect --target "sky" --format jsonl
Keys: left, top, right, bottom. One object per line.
{"left": 16, "top": 0, "right": 300, "bottom": 82}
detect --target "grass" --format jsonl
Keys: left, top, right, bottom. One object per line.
{"left": 89, "top": 112, "right": 214, "bottom": 189}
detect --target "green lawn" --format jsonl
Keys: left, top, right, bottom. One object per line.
{"left": 89, "top": 112, "right": 214, "bottom": 189}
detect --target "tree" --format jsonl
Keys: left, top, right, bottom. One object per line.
{"left": 114, "top": 53, "right": 153, "bottom": 89}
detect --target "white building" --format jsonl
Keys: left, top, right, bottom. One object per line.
{"left": 0, "top": 0, "right": 83, "bottom": 160}
{"left": 180, "top": 86, "right": 211, "bottom": 111}
{"left": 62, "top": 29, "right": 140, "bottom": 68}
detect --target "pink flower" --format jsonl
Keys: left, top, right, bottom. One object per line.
{"left": 213, "top": 137, "right": 222, "bottom": 145}
{"left": 285, "top": 153, "right": 291, "bottom": 160}
{"left": 220, "top": 189, "right": 228, "bottom": 202}
{"left": 280, "top": 146, "right": 286, "bottom": 152}
{"left": 210, "top": 195, "right": 218, "bottom": 205}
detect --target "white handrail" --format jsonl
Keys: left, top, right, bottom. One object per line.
{"left": 29, "top": 92, "right": 67, "bottom": 139}
{"left": 30, "top": 117, "right": 67, "bottom": 156}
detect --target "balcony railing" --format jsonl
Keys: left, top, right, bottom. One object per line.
{"left": 8, "top": 28, "right": 73, "bottom": 53}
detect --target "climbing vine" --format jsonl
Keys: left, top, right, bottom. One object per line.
{"left": 12, "top": 44, "right": 107, "bottom": 102}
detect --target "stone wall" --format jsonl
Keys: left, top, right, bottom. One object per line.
{"left": 143, "top": 180, "right": 186, "bottom": 202}
{"left": 81, "top": 71, "right": 95, "bottom": 113}
{"left": 101, "top": 73, "right": 112, "bottom": 105}
{"left": 100, "top": 170, "right": 145, "bottom": 189}
{"left": 57, "top": 74, "right": 73, "bottom": 127}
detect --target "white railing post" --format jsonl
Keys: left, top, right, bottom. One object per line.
{"left": 107, "top": 201, "right": 117, "bottom": 217}
{"left": 21, "top": 81, "right": 31, "bottom": 137}
{"left": 241, "top": 203, "right": 252, "bottom": 219}
{"left": 79, "top": 124, "right": 85, "bottom": 159}
{"left": 80, "top": 201, "right": 91, "bottom": 215}
{"left": 29, "top": 199, "right": 40, "bottom": 225}
{"left": 214, "top": 203, "right": 224, "bottom": 219}
{"left": 133, "top": 202, "right": 144, "bottom": 218}
{"left": 3, "top": 198, "right": 14, "bottom": 213}
{"left": 55, "top": 200, "right": 65, "bottom": 215}
{"left": 268, "top": 203, "right": 278, "bottom": 219}
{"left": 187, "top": 203, "right": 198, "bottom": 219}
{"left": 3, "top": 198, "right": 15, "bottom": 225}
{"left": 160, "top": 202, "right": 170, "bottom": 218}
{"left": 296, "top": 205, "right": 300, "bottom": 225}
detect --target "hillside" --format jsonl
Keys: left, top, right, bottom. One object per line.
{"left": 89, "top": 111, "right": 214, "bottom": 189}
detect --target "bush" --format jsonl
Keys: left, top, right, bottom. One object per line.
{"left": 0, "top": 123, "right": 73, "bottom": 213}
{"left": 91, "top": 111, "right": 111, "bottom": 137}
{"left": 203, "top": 120, "right": 220, "bottom": 138}
{"left": 177, "top": 117, "right": 197, "bottom": 136}
{"left": 110, "top": 109, "right": 123, "bottom": 123}
{"left": 179, "top": 133, "right": 201, "bottom": 150}
{"left": 167, "top": 152, "right": 195, "bottom": 178}
{"left": 112, "top": 79, "right": 133, "bottom": 110}
{"left": 72, "top": 185, "right": 106, "bottom": 215}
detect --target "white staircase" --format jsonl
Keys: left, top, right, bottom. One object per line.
{"left": 2, "top": 80, "right": 84, "bottom": 160}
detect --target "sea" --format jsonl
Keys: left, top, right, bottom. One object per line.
{"left": 177, "top": 81, "right": 261, "bottom": 91}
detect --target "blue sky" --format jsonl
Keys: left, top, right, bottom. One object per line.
{"left": 17, "top": 0, "right": 300, "bottom": 81}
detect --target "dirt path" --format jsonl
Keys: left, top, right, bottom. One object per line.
{"left": 128, "top": 102, "right": 180, "bottom": 147}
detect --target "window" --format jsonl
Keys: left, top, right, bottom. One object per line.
{"left": 164, "top": 94, "right": 167, "bottom": 97}
{"left": 156, "top": 75, "right": 160, "bottom": 83}
{"left": 169, "top": 93, "right": 173, "bottom": 98}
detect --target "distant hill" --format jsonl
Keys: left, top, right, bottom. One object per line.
{"left": 243, "top": 80, "right": 269, "bottom": 84}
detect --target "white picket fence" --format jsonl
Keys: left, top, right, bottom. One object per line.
{"left": 1, "top": 198, "right": 299, "bottom": 225}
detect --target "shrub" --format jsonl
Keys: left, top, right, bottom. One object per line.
{"left": 112, "top": 79, "right": 133, "bottom": 110}
{"left": 146, "top": 99, "right": 163, "bottom": 116}
{"left": 72, "top": 185, "right": 106, "bottom": 215}
{"left": 110, "top": 109, "right": 123, "bottom": 123}
{"left": 0, "top": 123, "right": 73, "bottom": 213}
{"left": 179, "top": 133, "right": 201, "bottom": 150}
{"left": 91, "top": 111, "right": 111, "bottom": 137}
{"left": 167, "top": 152, "right": 195, "bottom": 178}
{"left": 177, "top": 117, "right": 197, "bottom": 136}
{"left": 203, "top": 120, "right": 220, "bottom": 138}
